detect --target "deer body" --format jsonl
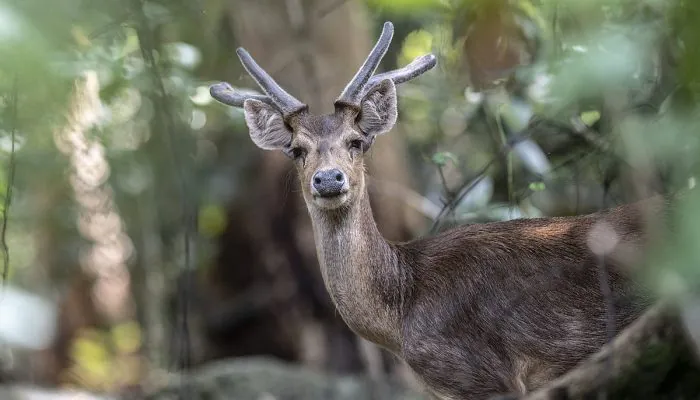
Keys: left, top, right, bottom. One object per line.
{"left": 210, "top": 22, "right": 653, "bottom": 399}
{"left": 311, "top": 171, "right": 652, "bottom": 399}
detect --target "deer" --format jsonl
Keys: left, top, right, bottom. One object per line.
{"left": 209, "top": 21, "right": 658, "bottom": 400}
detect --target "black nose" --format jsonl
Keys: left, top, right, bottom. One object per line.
{"left": 312, "top": 169, "right": 347, "bottom": 197}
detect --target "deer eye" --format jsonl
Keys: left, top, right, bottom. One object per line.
{"left": 349, "top": 139, "right": 364, "bottom": 151}
{"left": 288, "top": 146, "right": 306, "bottom": 160}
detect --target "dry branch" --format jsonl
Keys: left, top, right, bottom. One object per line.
{"left": 499, "top": 301, "right": 700, "bottom": 400}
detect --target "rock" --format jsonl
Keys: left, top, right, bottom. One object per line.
{"left": 143, "top": 356, "right": 426, "bottom": 400}
{"left": 0, "top": 385, "right": 113, "bottom": 400}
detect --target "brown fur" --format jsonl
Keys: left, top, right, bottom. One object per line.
{"left": 260, "top": 110, "right": 656, "bottom": 399}
{"left": 215, "top": 29, "right": 657, "bottom": 398}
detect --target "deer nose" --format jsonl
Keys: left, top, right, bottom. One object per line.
{"left": 312, "top": 169, "right": 347, "bottom": 197}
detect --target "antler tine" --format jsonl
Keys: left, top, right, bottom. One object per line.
{"left": 336, "top": 21, "right": 394, "bottom": 108}
{"left": 235, "top": 47, "right": 307, "bottom": 117}
{"left": 363, "top": 54, "right": 437, "bottom": 97}
{"left": 210, "top": 82, "right": 276, "bottom": 108}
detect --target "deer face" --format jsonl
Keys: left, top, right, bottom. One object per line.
{"left": 210, "top": 22, "right": 436, "bottom": 211}
{"left": 239, "top": 78, "right": 398, "bottom": 210}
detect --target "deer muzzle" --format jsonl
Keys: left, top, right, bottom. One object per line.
{"left": 312, "top": 168, "right": 349, "bottom": 198}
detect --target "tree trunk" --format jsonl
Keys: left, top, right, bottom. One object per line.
{"left": 187, "top": 0, "right": 423, "bottom": 383}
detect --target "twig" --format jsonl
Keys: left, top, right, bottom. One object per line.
{"left": 429, "top": 121, "right": 538, "bottom": 234}
{"left": 569, "top": 116, "right": 612, "bottom": 153}
{"left": 429, "top": 160, "right": 496, "bottom": 234}
{"left": 436, "top": 165, "right": 453, "bottom": 199}
{"left": 494, "top": 111, "right": 515, "bottom": 218}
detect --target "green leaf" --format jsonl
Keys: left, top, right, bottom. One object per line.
{"left": 399, "top": 29, "right": 433, "bottom": 66}
{"left": 198, "top": 204, "right": 228, "bottom": 238}
{"left": 580, "top": 110, "right": 601, "bottom": 126}
{"left": 432, "top": 151, "right": 458, "bottom": 167}
{"left": 528, "top": 181, "right": 546, "bottom": 191}
{"left": 365, "top": 0, "right": 443, "bottom": 15}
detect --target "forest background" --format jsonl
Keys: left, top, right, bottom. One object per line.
{"left": 0, "top": 0, "right": 699, "bottom": 398}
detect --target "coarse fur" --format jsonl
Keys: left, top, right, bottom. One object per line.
{"left": 211, "top": 22, "right": 656, "bottom": 399}
{"left": 243, "top": 103, "right": 655, "bottom": 399}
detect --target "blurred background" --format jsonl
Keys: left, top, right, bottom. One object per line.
{"left": 0, "top": 0, "right": 699, "bottom": 398}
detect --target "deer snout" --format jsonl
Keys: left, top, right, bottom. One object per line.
{"left": 312, "top": 168, "right": 348, "bottom": 198}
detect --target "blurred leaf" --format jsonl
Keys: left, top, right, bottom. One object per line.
{"left": 544, "top": 26, "right": 654, "bottom": 115}
{"left": 365, "top": 0, "right": 444, "bottom": 15}
{"left": 499, "top": 99, "right": 533, "bottom": 132}
{"left": 142, "top": 1, "right": 172, "bottom": 27}
{"left": 457, "top": 0, "right": 534, "bottom": 90}
{"left": 165, "top": 42, "right": 201, "bottom": 70}
{"left": 528, "top": 181, "right": 546, "bottom": 191}
{"left": 198, "top": 203, "right": 227, "bottom": 237}
{"left": 399, "top": 29, "right": 434, "bottom": 66}
{"left": 111, "top": 320, "right": 142, "bottom": 354}
{"left": 191, "top": 85, "right": 213, "bottom": 105}
{"left": 431, "top": 151, "right": 458, "bottom": 167}
{"left": 70, "top": 329, "right": 111, "bottom": 387}
{"left": 0, "top": 3, "right": 23, "bottom": 41}
{"left": 120, "top": 27, "right": 140, "bottom": 58}
{"left": 70, "top": 25, "right": 91, "bottom": 48}
{"left": 580, "top": 110, "right": 601, "bottom": 126}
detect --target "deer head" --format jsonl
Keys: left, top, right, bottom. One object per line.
{"left": 210, "top": 22, "right": 436, "bottom": 211}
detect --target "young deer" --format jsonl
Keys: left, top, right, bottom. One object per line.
{"left": 210, "top": 22, "right": 655, "bottom": 400}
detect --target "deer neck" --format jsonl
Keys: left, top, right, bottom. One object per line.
{"left": 307, "top": 184, "right": 407, "bottom": 352}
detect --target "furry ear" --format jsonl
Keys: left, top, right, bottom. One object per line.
{"left": 357, "top": 79, "right": 398, "bottom": 137}
{"left": 243, "top": 99, "right": 292, "bottom": 150}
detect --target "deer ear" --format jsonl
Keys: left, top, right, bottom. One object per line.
{"left": 357, "top": 79, "right": 398, "bottom": 137}
{"left": 243, "top": 99, "right": 292, "bottom": 150}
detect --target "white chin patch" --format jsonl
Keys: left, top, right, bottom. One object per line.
{"left": 313, "top": 193, "right": 350, "bottom": 209}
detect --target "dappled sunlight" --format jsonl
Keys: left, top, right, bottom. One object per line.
{"left": 52, "top": 71, "right": 141, "bottom": 391}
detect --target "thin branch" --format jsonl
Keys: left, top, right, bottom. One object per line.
{"left": 437, "top": 165, "right": 453, "bottom": 200}
{"left": 131, "top": 0, "right": 197, "bottom": 393}
{"left": 429, "top": 121, "right": 539, "bottom": 234}
{"left": 429, "top": 158, "right": 495, "bottom": 234}
{"left": 569, "top": 115, "right": 612, "bottom": 153}
{"left": 1, "top": 76, "right": 18, "bottom": 285}
{"left": 494, "top": 112, "right": 515, "bottom": 218}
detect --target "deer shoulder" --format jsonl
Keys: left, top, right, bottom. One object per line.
{"left": 395, "top": 200, "right": 657, "bottom": 398}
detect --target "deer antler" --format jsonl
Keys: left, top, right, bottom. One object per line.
{"left": 211, "top": 22, "right": 437, "bottom": 114}
{"left": 362, "top": 53, "right": 437, "bottom": 97}
{"left": 209, "top": 82, "right": 275, "bottom": 108}
{"left": 210, "top": 48, "right": 307, "bottom": 118}
{"left": 336, "top": 21, "right": 437, "bottom": 107}
{"left": 335, "top": 21, "right": 395, "bottom": 108}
